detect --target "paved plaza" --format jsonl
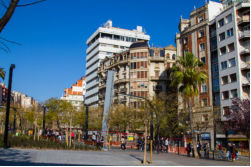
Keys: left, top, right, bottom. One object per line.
{"left": 0, "top": 148, "right": 249, "bottom": 166}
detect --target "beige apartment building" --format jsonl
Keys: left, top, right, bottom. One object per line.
{"left": 98, "top": 41, "right": 176, "bottom": 108}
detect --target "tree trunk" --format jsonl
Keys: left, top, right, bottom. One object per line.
{"left": 188, "top": 99, "right": 199, "bottom": 158}
{"left": 34, "top": 124, "right": 37, "bottom": 141}
{"left": 37, "top": 127, "right": 40, "bottom": 141}
{"left": 69, "top": 121, "right": 72, "bottom": 147}
{"left": 66, "top": 129, "right": 69, "bottom": 147}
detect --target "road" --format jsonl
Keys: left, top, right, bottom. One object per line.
{"left": 0, "top": 148, "right": 249, "bottom": 166}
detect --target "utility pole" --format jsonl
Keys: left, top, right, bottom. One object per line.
{"left": 85, "top": 105, "right": 88, "bottom": 139}
{"left": 3, "top": 64, "right": 15, "bottom": 149}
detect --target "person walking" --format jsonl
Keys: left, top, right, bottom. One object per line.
{"left": 217, "top": 143, "right": 224, "bottom": 159}
{"left": 197, "top": 142, "right": 201, "bottom": 158}
{"left": 165, "top": 138, "right": 169, "bottom": 153}
{"left": 186, "top": 143, "right": 191, "bottom": 157}
{"left": 92, "top": 133, "right": 96, "bottom": 145}
{"left": 232, "top": 144, "right": 236, "bottom": 161}
{"left": 121, "top": 136, "right": 126, "bottom": 150}
{"left": 137, "top": 136, "right": 142, "bottom": 150}
{"left": 229, "top": 143, "right": 233, "bottom": 161}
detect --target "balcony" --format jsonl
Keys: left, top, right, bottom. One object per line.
{"left": 242, "top": 76, "right": 250, "bottom": 85}
{"left": 150, "top": 75, "right": 168, "bottom": 81}
{"left": 240, "top": 61, "right": 250, "bottom": 70}
{"left": 120, "top": 88, "right": 127, "bottom": 93}
{"left": 99, "top": 94, "right": 105, "bottom": 99}
{"left": 120, "top": 97, "right": 127, "bottom": 103}
{"left": 237, "top": 15, "right": 250, "bottom": 26}
{"left": 149, "top": 57, "right": 165, "bottom": 62}
{"left": 114, "top": 78, "right": 129, "bottom": 84}
{"left": 240, "top": 47, "right": 250, "bottom": 56}
{"left": 239, "top": 30, "right": 250, "bottom": 40}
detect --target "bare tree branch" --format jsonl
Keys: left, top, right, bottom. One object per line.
{"left": 17, "top": 0, "right": 46, "bottom": 7}
{"left": 0, "top": 40, "right": 11, "bottom": 52}
{"left": 0, "top": 37, "right": 21, "bottom": 45}
{"left": 0, "top": 0, "right": 20, "bottom": 33}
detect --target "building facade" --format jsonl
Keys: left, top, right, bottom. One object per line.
{"left": 60, "top": 76, "right": 86, "bottom": 110}
{"left": 85, "top": 20, "right": 150, "bottom": 107}
{"left": 209, "top": 0, "right": 250, "bottom": 120}
{"left": 98, "top": 41, "right": 176, "bottom": 107}
{"left": 175, "top": 1, "right": 224, "bottom": 148}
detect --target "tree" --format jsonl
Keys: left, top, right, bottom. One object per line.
{"left": 224, "top": 98, "right": 250, "bottom": 147}
{"left": 0, "top": 68, "right": 5, "bottom": 80}
{"left": 170, "top": 52, "right": 207, "bottom": 158}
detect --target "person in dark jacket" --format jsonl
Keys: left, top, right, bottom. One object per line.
{"left": 197, "top": 142, "right": 201, "bottom": 158}
{"left": 186, "top": 143, "right": 191, "bottom": 157}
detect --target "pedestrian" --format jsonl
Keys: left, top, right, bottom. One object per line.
{"left": 121, "top": 136, "right": 126, "bottom": 150}
{"left": 186, "top": 143, "right": 191, "bottom": 157}
{"left": 226, "top": 143, "right": 231, "bottom": 160}
{"left": 217, "top": 143, "right": 224, "bottom": 159}
{"left": 141, "top": 138, "right": 145, "bottom": 151}
{"left": 203, "top": 143, "right": 207, "bottom": 158}
{"left": 165, "top": 138, "right": 169, "bottom": 153}
{"left": 71, "top": 131, "right": 74, "bottom": 142}
{"left": 197, "top": 142, "right": 201, "bottom": 158}
{"left": 92, "top": 133, "right": 96, "bottom": 145}
{"left": 232, "top": 144, "right": 236, "bottom": 161}
{"left": 160, "top": 137, "right": 164, "bottom": 152}
{"left": 137, "top": 136, "right": 141, "bottom": 150}
{"left": 229, "top": 143, "right": 233, "bottom": 161}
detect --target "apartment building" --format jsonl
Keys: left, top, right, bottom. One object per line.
{"left": 210, "top": 0, "right": 250, "bottom": 120}
{"left": 176, "top": 1, "right": 224, "bottom": 148}
{"left": 98, "top": 41, "right": 176, "bottom": 107}
{"left": 60, "top": 76, "right": 86, "bottom": 110}
{"left": 85, "top": 20, "right": 150, "bottom": 107}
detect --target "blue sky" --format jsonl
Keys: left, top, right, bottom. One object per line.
{"left": 0, "top": 0, "right": 219, "bottom": 102}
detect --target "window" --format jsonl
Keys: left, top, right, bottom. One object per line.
{"left": 184, "top": 37, "right": 188, "bottom": 44}
{"left": 218, "top": 19, "right": 224, "bottom": 27}
{"left": 222, "top": 91, "right": 229, "bottom": 100}
{"left": 201, "top": 84, "right": 207, "bottom": 93}
{"left": 223, "top": 106, "right": 230, "bottom": 116}
{"left": 219, "top": 32, "right": 225, "bottom": 41}
{"left": 131, "top": 62, "right": 136, "bottom": 69}
{"left": 198, "top": 16, "right": 204, "bottom": 23}
{"left": 221, "top": 61, "right": 228, "bottom": 70}
{"left": 229, "top": 58, "right": 236, "bottom": 67}
{"left": 220, "top": 46, "right": 226, "bottom": 55}
{"left": 228, "top": 43, "right": 235, "bottom": 52}
{"left": 150, "top": 50, "right": 154, "bottom": 57}
{"left": 120, "top": 36, "right": 125, "bottom": 41}
{"left": 230, "top": 73, "right": 237, "bottom": 83}
{"left": 172, "top": 54, "right": 176, "bottom": 60}
{"left": 202, "top": 99, "right": 208, "bottom": 107}
{"left": 199, "top": 29, "right": 204, "bottom": 38}
{"left": 160, "top": 50, "right": 165, "bottom": 57}
{"left": 222, "top": 76, "right": 228, "bottom": 85}
{"left": 200, "top": 43, "right": 205, "bottom": 51}
{"left": 226, "top": 14, "right": 232, "bottom": 23}
{"left": 231, "top": 89, "right": 238, "bottom": 98}
{"left": 201, "top": 57, "right": 206, "bottom": 64}
{"left": 247, "top": 72, "right": 250, "bottom": 81}
{"left": 227, "top": 28, "right": 234, "bottom": 37}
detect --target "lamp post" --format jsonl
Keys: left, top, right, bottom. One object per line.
{"left": 3, "top": 64, "right": 15, "bottom": 149}
{"left": 85, "top": 104, "right": 89, "bottom": 140}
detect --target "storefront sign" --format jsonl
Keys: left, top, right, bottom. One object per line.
{"left": 201, "top": 133, "right": 210, "bottom": 140}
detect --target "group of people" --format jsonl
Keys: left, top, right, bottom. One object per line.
{"left": 136, "top": 136, "right": 169, "bottom": 153}
{"left": 43, "top": 128, "right": 76, "bottom": 143}
{"left": 186, "top": 142, "right": 210, "bottom": 158}
{"left": 186, "top": 142, "right": 239, "bottom": 161}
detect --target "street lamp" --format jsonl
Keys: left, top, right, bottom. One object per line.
{"left": 3, "top": 64, "right": 15, "bottom": 149}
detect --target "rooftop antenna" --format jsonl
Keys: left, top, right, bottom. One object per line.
{"left": 205, "top": 0, "right": 207, "bottom": 4}
{"left": 194, "top": 6, "right": 196, "bottom": 10}
{"left": 180, "top": 15, "right": 183, "bottom": 20}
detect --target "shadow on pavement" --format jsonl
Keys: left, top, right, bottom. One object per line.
{"left": 0, "top": 149, "right": 101, "bottom": 166}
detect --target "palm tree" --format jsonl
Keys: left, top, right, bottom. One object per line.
{"left": 170, "top": 52, "right": 207, "bottom": 158}
{"left": 0, "top": 68, "right": 5, "bottom": 80}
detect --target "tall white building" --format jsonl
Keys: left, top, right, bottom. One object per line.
{"left": 210, "top": 0, "right": 250, "bottom": 120}
{"left": 85, "top": 20, "right": 150, "bottom": 107}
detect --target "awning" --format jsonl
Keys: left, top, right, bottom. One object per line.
{"left": 228, "top": 138, "right": 248, "bottom": 141}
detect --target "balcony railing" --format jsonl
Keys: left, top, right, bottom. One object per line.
{"left": 150, "top": 75, "right": 168, "bottom": 81}
{"left": 237, "top": 15, "right": 250, "bottom": 25}
{"left": 242, "top": 76, "right": 250, "bottom": 85}
{"left": 240, "top": 61, "right": 250, "bottom": 69}
{"left": 149, "top": 57, "right": 165, "bottom": 62}
{"left": 239, "top": 30, "right": 250, "bottom": 39}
